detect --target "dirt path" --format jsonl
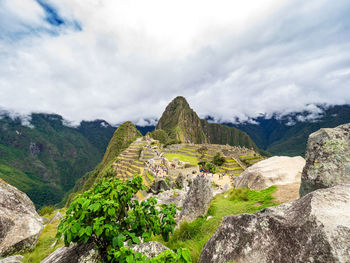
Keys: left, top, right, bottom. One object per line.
{"left": 211, "top": 174, "right": 233, "bottom": 188}
{"left": 272, "top": 182, "right": 300, "bottom": 204}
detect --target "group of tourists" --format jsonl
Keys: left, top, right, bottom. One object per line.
{"left": 145, "top": 160, "right": 169, "bottom": 177}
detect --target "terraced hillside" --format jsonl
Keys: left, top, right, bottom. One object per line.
{"left": 111, "top": 138, "right": 159, "bottom": 186}
{"left": 112, "top": 139, "right": 146, "bottom": 180}
{"left": 163, "top": 144, "right": 264, "bottom": 176}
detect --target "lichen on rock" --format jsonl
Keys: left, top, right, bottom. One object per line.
{"left": 300, "top": 123, "right": 350, "bottom": 197}
{"left": 0, "top": 179, "right": 43, "bottom": 257}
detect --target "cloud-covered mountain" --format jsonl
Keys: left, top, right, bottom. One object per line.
{"left": 228, "top": 105, "right": 350, "bottom": 156}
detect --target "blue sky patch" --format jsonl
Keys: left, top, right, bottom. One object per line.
{"left": 36, "top": 0, "right": 65, "bottom": 27}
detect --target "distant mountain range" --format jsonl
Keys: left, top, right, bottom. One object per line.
{"left": 0, "top": 113, "right": 115, "bottom": 208}
{"left": 228, "top": 104, "right": 350, "bottom": 156}
{"left": 136, "top": 104, "right": 350, "bottom": 157}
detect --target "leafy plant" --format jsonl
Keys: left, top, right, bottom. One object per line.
{"left": 57, "top": 174, "right": 191, "bottom": 262}
{"left": 205, "top": 162, "right": 216, "bottom": 173}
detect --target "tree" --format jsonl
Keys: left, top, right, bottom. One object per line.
{"left": 212, "top": 152, "right": 226, "bottom": 166}
{"left": 57, "top": 173, "right": 191, "bottom": 262}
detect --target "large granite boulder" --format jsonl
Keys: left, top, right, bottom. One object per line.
{"left": 234, "top": 156, "right": 305, "bottom": 190}
{"left": 199, "top": 184, "right": 350, "bottom": 263}
{"left": 300, "top": 123, "right": 350, "bottom": 197}
{"left": 178, "top": 175, "right": 213, "bottom": 224}
{"left": 0, "top": 179, "right": 43, "bottom": 257}
{"left": 41, "top": 243, "right": 100, "bottom": 263}
{"left": 131, "top": 241, "right": 172, "bottom": 258}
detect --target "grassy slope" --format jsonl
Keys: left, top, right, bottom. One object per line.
{"left": 165, "top": 153, "right": 199, "bottom": 166}
{"left": 153, "top": 186, "right": 278, "bottom": 262}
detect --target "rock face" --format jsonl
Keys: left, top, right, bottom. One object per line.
{"left": 234, "top": 156, "right": 305, "bottom": 190}
{"left": 41, "top": 243, "right": 100, "bottom": 263}
{"left": 131, "top": 241, "right": 171, "bottom": 258}
{"left": 178, "top": 175, "right": 213, "bottom": 223}
{"left": 0, "top": 179, "right": 43, "bottom": 257}
{"left": 199, "top": 184, "right": 350, "bottom": 263}
{"left": 300, "top": 123, "right": 350, "bottom": 197}
{"left": 156, "top": 189, "right": 187, "bottom": 208}
{"left": 0, "top": 255, "right": 23, "bottom": 263}
{"left": 148, "top": 179, "right": 170, "bottom": 194}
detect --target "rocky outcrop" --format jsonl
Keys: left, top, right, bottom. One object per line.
{"left": 148, "top": 179, "right": 170, "bottom": 194}
{"left": 131, "top": 241, "right": 171, "bottom": 258}
{"left": 234, "top": 156, "right": 305, "bottom": 190}
{"left": 0, "top": 179, "right": 43, "bottom": 257}
{"left": 41, "top": 243, "right": 100, "bottom": 263}
{"left": 0, "top": 255, "right": 23, "bottom": 263}
{"left": 156, "top": 189, "right": 187, "bottom": 208}
{"left": 199, "top": 184, "right": 350, "bottom": 263}
{"left": 300, "top": 123, "right": 350, "bottom": 197}
{"left": 178, "top": 176, "right": 213, "bottom": 223}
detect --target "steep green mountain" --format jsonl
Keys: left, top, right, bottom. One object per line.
{"left": 229, "top": 105, "right": 350, "bottom": 156}
{"left": 156, "top": 96, "right": 208, "bottom": 144}
{"left": 68, "top": 121, "right": 142, "bottom": 199}
{"left": 0, "top": 113, "right": 115, "bottom": 208}
{"left": 155, "top": 96, "right": 257, "bottom": 149}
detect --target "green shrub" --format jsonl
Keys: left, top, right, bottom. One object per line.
{"left": 57, "top": 174, "right": 191, "bottom": 262}
{"left": 38, "top": 205, "right": 56, "bottom": 216}
{"left": 213, "top": 152, "right": 226, "bottom": 166}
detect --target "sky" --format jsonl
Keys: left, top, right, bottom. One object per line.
{"left": 1, "top": 0, "right": 350, "bottom": 126}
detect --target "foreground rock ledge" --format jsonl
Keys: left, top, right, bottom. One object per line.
{"left": 300, "top": 123, "right": 350, "bottom": 197}
{"left": 199, "top": 184, "right": 350, "bottom": 263}
{"left": 0, "top": 179, "right": 43, "bottom": 257}
{"left": 41, "top": 242, "right": 100, "bottom": 263}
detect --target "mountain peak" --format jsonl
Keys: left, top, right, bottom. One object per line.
{"left": 155, "top": 97, "right": 257, "bottom": 150}
{"left": 164, "top": 96, "right": 191, "bottom": 112}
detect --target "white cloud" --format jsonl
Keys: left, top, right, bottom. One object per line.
{"left": 0, "top": 0, "right": 350, "bottom": 125}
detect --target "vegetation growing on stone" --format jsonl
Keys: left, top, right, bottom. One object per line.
{"left": 57, "top": 174, "right": 192, "bottom": 262}
{"left": 153, "top": 186, "right": 278, "bottom": 262}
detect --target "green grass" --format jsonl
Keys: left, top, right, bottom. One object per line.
{"left": 165, "top": 153, "right": 199, "bottom": 166}
{"left": 153, "top": 186, "right": 278, "bottom": 262}
{"left": 146, "top": 172, "right": 154, "bottom": 182}
{"left": 22, "top": 209, "right": 65, "bottom": 263}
